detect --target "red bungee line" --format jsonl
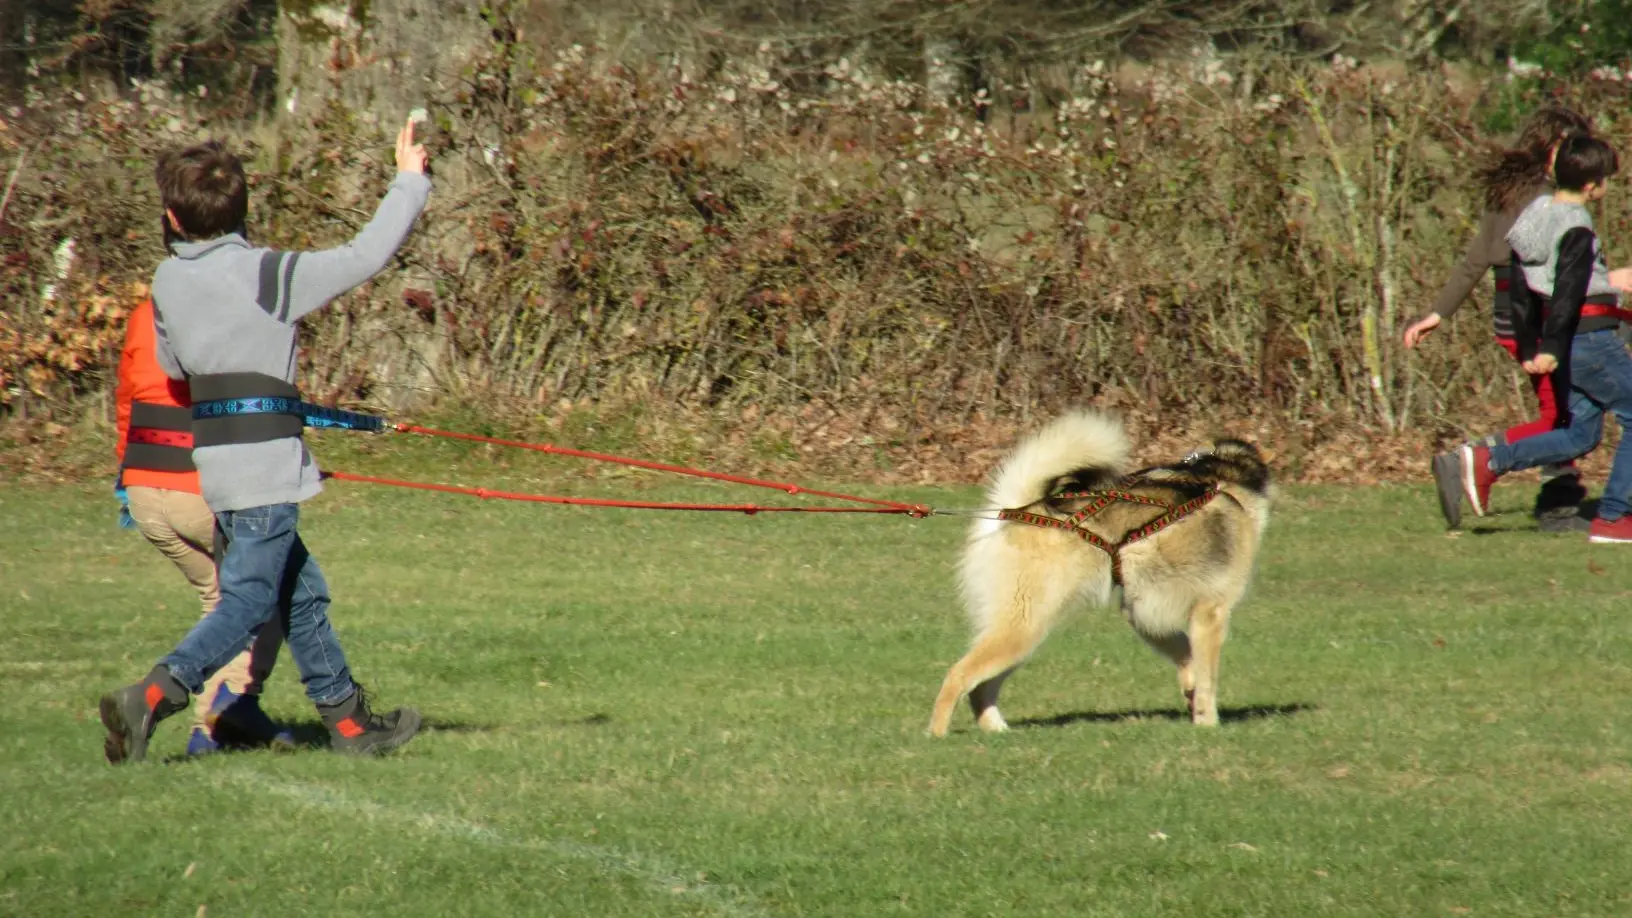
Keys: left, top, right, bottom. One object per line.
{"left": 320, "top": 423, "right": 934, "bottom": 518}
{"left": 323, "top": 471, "right": 918, "bottom": 514}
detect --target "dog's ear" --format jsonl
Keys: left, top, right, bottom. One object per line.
{"left": 1209, "top": 438, "right": 1264, "bottom": 462}
{"left": 1207, "top": 438, "right": 1272, "bottom": 491}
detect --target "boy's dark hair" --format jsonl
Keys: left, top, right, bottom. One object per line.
{"left": 1477, "top": 105, "right": 1593, "bottom": 211}
{"left": 155, "top": 141, "right": 248, "bottom": 241}
{"left": 1552, "top": 134, "right": 1620, "bottom": 191}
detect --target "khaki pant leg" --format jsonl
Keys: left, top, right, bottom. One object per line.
{"left": 127, "top": 486, "right": 218, "bottom": 613}
{"left": 241, "top": 617, "right": 285, "bottom": 696}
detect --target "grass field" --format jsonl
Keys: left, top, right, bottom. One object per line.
{"left": 2, "top": 442, "right": 1630, "bottom": 917}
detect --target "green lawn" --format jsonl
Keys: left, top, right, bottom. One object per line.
{"left": 1, "top": 447, "right": 1629, "bottom": 917}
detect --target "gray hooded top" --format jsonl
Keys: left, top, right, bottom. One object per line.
{"left": 152, "top": 171, "right": 430, "bottom": 511}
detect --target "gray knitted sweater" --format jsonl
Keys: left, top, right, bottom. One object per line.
{"left": 1506, "top": 194, "right": 1619, "bottom": 303}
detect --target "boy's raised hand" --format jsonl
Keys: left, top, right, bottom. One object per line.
{"left": 396, "top": 117, "right": 428, "bottom": 174}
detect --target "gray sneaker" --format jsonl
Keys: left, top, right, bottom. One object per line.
{"left": 1431, "top": 450, "right": 1465, "bottom": 529}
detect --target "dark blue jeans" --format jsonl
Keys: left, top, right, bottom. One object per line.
{"left": 161, "top": 503, "right": 355, "bottom": 705}
{"left": 1489, "top": 329, "right": 1632, "bottom": 521}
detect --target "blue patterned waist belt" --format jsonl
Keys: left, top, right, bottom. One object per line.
{"left": 187, "top": 372, "right": 383, "bottom": 447}
{"left": 191, "top": 397, "right": 383, "bottom": 432}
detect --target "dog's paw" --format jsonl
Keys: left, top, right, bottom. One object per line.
{"left": 976, "top": 708, "right": 1009, "bottom": 733}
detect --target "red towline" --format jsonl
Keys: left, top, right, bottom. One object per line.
{"left": 318, "top": 424, "right": 933, "bottom": 518}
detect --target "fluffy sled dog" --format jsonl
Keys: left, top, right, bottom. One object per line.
{"left": 928, "top": 411, "right": 1272, "bottom": 735}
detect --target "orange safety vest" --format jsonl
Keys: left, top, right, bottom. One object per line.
{"left": 115, "top": 299, "right": 201, "bottom": 493}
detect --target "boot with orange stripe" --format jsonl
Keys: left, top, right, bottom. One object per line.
{"left": 100, "top": 666, "right": 190, "bottom": 764}
{"left": 317, "top": 684, "right": 421, "bottom": 756}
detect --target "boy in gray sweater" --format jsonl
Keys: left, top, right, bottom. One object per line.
{"left": 100, "top": 119, "right": 431, "bottom": 762}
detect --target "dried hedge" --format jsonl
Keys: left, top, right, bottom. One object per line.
{"left": 6, "top": 35, "right": 1632, "bottom": 481}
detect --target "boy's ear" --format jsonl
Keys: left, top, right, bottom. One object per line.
{"left": 163, "top": 208, "right": 183, "bottom": 235}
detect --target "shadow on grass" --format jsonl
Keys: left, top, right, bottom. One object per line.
{"left": 156, "top": 717, "right": 492, "bottom": 763}
{"left": 1010, "top": 702, "right": 1315, "bottom": 729}
{"left": 282, "top": 717, "right": 494, "bottom": 748}
{"left": 1466, "top": 525, "right": 1586, "bottom": 536}
{"left": 1461, "top": 500, "right": 1594, "bottom": 537}
{"left": 1466, "top": 516, "right": 1591, "bottom": 537}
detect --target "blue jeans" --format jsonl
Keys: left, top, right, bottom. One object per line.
{"left": 161, "top": 503, "right": 355, "bottom": 705}
{"left": 1489, "top": 329, "right": 1632, "bottom": 520}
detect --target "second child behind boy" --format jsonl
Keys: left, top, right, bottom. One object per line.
{"left": 1436, "top": 135, "right": 1632, "bottom": 543}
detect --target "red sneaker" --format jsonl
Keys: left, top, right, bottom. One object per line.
{"left": 1588, "top": 516, "right": 1632, "bottom": 543}
{"left": 1460, "top": 444, "right": 1499, "bottom": 517}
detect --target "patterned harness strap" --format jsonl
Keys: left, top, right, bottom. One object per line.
{"left": 997, "top": 487, "right": 1220, "bottom": 586}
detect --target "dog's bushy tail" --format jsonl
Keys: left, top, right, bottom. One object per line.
{"left": 986, "top": 410, "right": 1130, "bottom": 509}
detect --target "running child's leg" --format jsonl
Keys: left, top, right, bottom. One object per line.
{"left": 1580, "top": 333, "right": 1632, "bottom": 540}
{"left": 99, "top": 503, "right": 295, "bottom": 764}
{"left": 1497, "top": 336, "right": 1588, "bottom": 526}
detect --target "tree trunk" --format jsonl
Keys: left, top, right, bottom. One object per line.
{"left": 276, "top": 0, "right": 487, "bottom": 123}
{"left": 923, "top": 35, "right": 963, "bottom": 107}
{"left": 274, "top": 1, "right": 488, "bottom": 411}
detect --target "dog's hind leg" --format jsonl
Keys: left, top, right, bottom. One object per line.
{"left": 929, "top": 623, "right": 1048, "bottom": 737}
{"left": 936, "top": 528, "right": 1099, "bottom": 737}
{"left": 968, "top": 667, "right": 1018, "bottom": 733}
{"left": 1186, "top": 601, "right": 1231, "bottom": 726}
{"left": 1137, "top": 631, "right": 1195, "bottom": 718}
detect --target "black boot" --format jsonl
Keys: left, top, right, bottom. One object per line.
{"left": 318, "top": 684, "right": 421, "bottom": 757}
{"left": 1534, "top": 471, "right": 1588, "bottom": 532}
{"left": 100, "top": 666, "right": 190, "bottom": 764}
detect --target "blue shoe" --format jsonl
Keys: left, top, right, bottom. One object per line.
{"left": 186, "top": 727, "right": 222, "bottom": 757}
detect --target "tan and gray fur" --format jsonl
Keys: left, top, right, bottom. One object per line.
{"left": 929, "top": 410, "right": 1272, "bottom": 736}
